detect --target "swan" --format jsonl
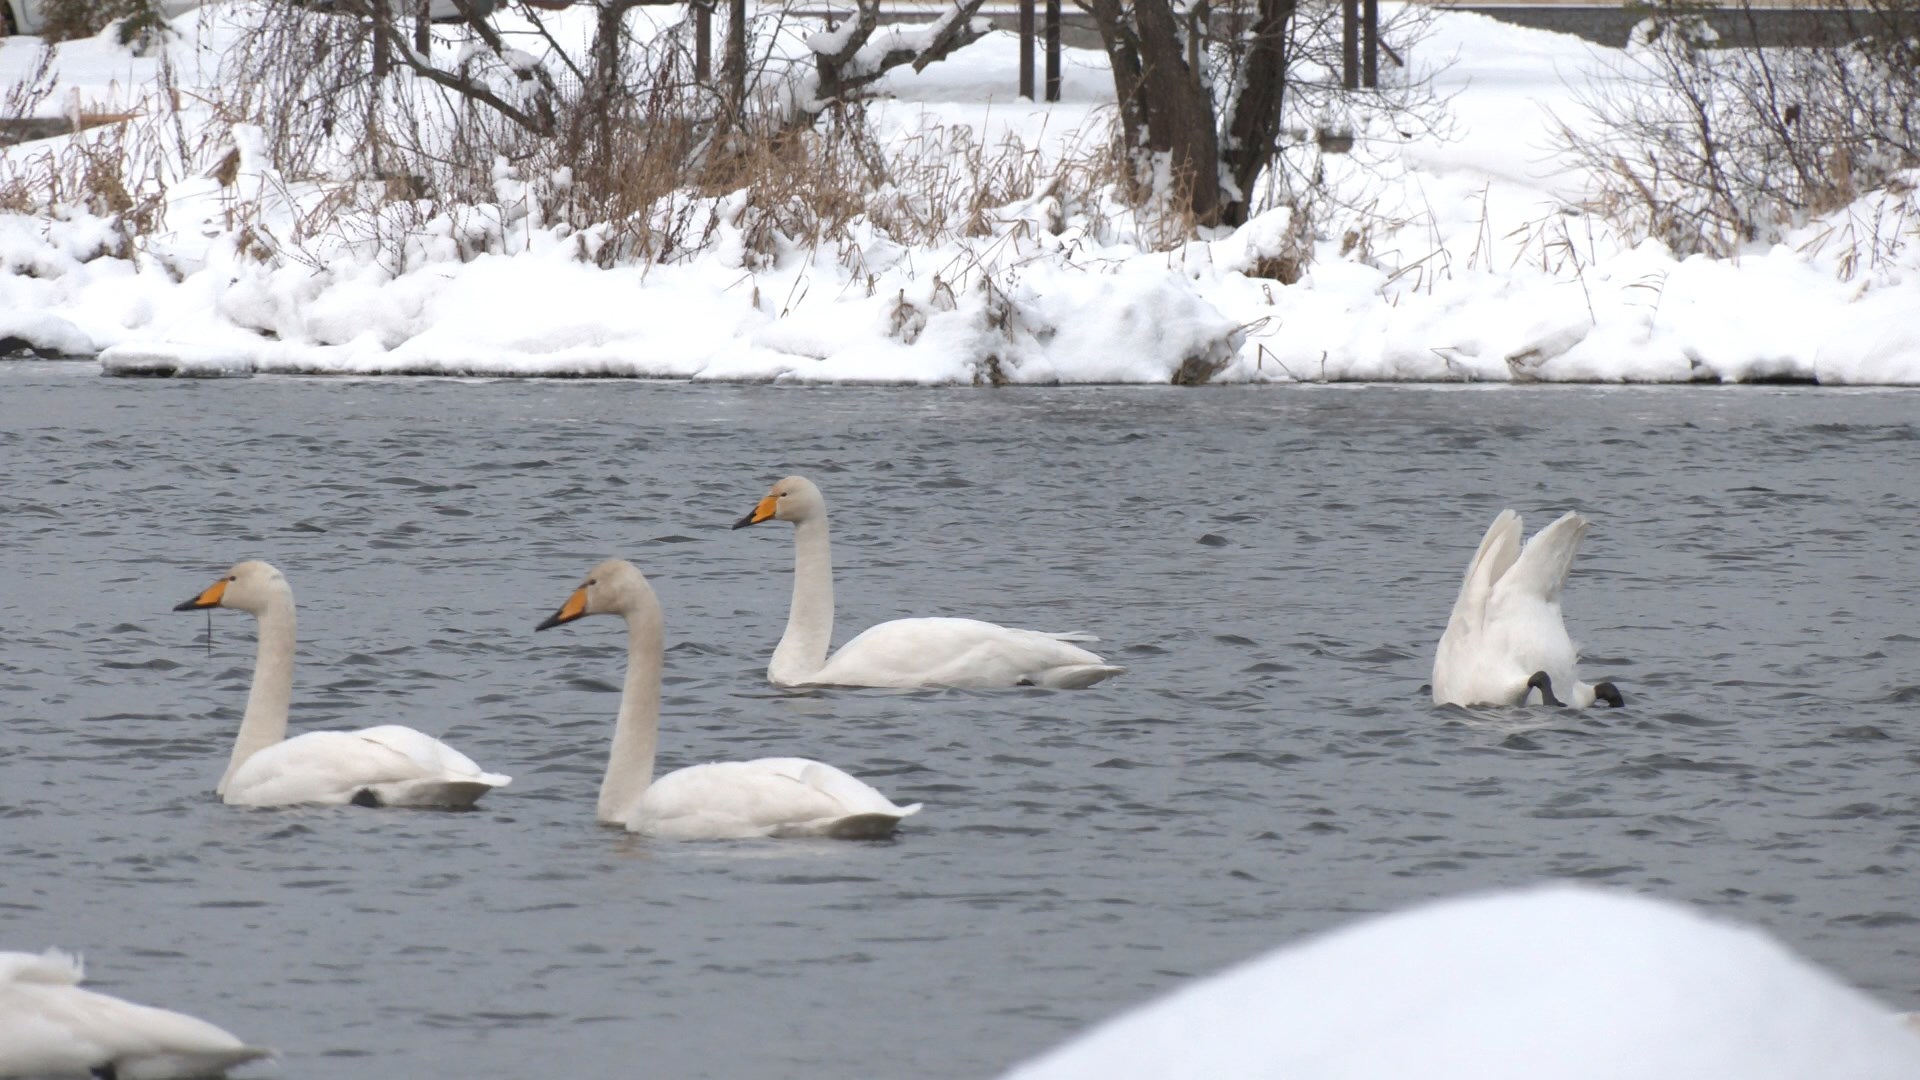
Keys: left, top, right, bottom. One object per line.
{"left": 0, "top": 948, "right": 271, "bottom": 1079}
{"left": 173, "top": 561, "right": 511, "bottom": 808}
{"left": 534, "top": 558, "right": 922, "bottom": 840}
{"left": 731, "top": 475, "right": 1124, "bottom": 689}
{"left": 1000, "top": 884, "right": 1920, "bottom": 1079}
{"left": 1431, "top": 510, "right": 1624, "bottom": 709}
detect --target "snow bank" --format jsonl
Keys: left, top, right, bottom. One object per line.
{"left": 2, "top": 7, "right": 1918, "bottom": 383}
{"left": 1004, "top": 883, "right": 1920, "bottom": 1080}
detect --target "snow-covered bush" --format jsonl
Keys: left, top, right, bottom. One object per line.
{"left": 1558, "top": 0, "right": 1920, "bottom": 267}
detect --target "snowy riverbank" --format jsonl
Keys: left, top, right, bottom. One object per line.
{"left": 2, "top": 4, "right": 1917, "bottom": 384}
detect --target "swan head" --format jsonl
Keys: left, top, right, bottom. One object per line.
{"left": 173, "top": 560, "right": 291, "bottom": 617}
{"left": 732, "top": 475, "right": 824, "bottom": 529}
{"left": 536, "top": 558, "right": 654, "bottom": 629}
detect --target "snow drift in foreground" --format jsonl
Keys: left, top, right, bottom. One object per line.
{"left": 2, "top": 7, "right": 1918, "bottom": 384}
{"left": 1003, "top": 883, "right": 1920, "bottom": 1080}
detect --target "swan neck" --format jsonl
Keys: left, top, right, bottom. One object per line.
{"left": 601, "top": 604, "right": 661, "bottom": 824}
{"left": 770, "top": 515, "right": 834, "bottom": 685}
{"left": 221, "top": 601, "right": 294, "bottom": 794}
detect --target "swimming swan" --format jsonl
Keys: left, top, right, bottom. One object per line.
{"left": 535, "top": 558, "right": 922, "bottom": 840}
{"left": 174, "top": 561, "right": 511, "bottom": 808}
{"left": 732, "top": 475, "right": 1124, "bottom": 689}
{"left": 1431, "top": 510, "right": 1624, "bottom": 709}
{"left": 0, "top": 948, "right": 271, "bottom": 1079}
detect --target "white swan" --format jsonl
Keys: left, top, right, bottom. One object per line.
{"left": 174, "top": 561, "right": 511, "bottom": 808}
{"left": 0, "top": 948, "right": 271, "bottom": 1079}
{"left": 731, "top": 475, "right": 1124, "bottom": 689}
{"left": 534, "top": 558, "right": 922, "bottom": 840}
{"left": 1001, "top": 884, "right": 1920, "bottom": 1079}
{"left": 1431, "top": 510, "right": 1624, "bottom": 709}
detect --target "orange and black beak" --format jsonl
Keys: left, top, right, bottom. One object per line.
{"left": 732, "top": 494, "right": 778, "bottom": 530}
{"left": 173, "top": 579, "right": 228, "bottom": 612}
{"left": 536, "top": 586, "right": 589, "bottom": 631}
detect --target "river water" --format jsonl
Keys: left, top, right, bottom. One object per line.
{"left": 2, "top": 365, "right": 1916, "bottom": 1077}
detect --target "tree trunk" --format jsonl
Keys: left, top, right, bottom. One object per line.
{"left": 1221, "top": 0, "right": 1295, "bottom": 226}
{"left": 1130, "top": 0, "right": 1222, "bottom": 223}
{"left": 1084, "top": 0, "right": 1222, "bottom": 225}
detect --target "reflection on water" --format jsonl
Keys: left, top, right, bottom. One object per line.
{"left": 2, "top": 368, "right": 1917, "bottom": 1078}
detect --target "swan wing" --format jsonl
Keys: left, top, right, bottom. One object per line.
{"left": 816, "top": 617, "right": 1123, "bottom": 689}
{"left": 1446, "top": 510, "right": 1524, "bottom": 637}
{"left": 631, "top": 758, "right": 920, "bottom": 841}
{"left": 0, "top": 954, "right": 270, "bottom": 1079}
{"left": 354, "top": 725, "right": 512, "bottom": 787}
{"left": 222, "top": 728, "right": 509, "bottom": 808}
{"left": 1491, "top": 511, "right": 1587, "bottom": 610}
{"left": 1433, "top": 511, "right": 1526, "bottom": 704}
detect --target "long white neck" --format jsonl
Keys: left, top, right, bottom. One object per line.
{"left": 600, "top": 601, "right": 662, "bottom": 824}
{"left": 769, "top": 514, "right": 834, "bottom": 685}
{"left": 220, "top": 597, "right": 295, "bottom": 795}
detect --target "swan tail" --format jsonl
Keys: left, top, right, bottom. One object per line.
{"left": 825, "top": 810, "right": 914, "bottom": 840}
{"left": 365, "top": 777, "right": 506, "bottom": 809}
{"left": 1504, "top": 511, "right": 1589, "bottom": 603}
{"left": 1027, "top": 664, "right": 1125, "bottom": 689}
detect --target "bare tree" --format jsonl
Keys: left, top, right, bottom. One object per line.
{"left": 1082, "top": 0, "right": 1433, "bottom": 230}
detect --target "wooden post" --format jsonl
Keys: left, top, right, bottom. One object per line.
{"left": 1044, "top": 0, "right": 1061, "bottom": 102}
{"left": 696, "top": 2, "right": 711, "bottom": 84}
{"left": 1019, "top": 0, "right": 1035, "bottom": 100}
{"left": 725, "top": 0, "right": 746, "bottom": 109}
{"left": 1361, "top": 0, "right": 1378, "bottom": 87}
{"left": 1341, "top": 0, "right": 1357, "bottom": 90}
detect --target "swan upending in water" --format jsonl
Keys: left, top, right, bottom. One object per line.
{"left": 731, "top": 475, "right": 1124, "bottom": 689}
{"left": 0, "top": 948, "right": 271, "bottom": 1079}
{"left": 174, "top": 561, "right": 511, "bottom": 808}
{"left": 535, "top": 558, "right": 922, "bottom": 840}
{"left": 1431, "top": 510, "right": 1624, "bottom": 709}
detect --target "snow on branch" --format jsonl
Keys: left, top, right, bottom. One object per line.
{"left": 794, "top": 0, "right": 992, "bottom": 121}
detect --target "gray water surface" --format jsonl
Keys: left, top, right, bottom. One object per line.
{"left": 3, "top": 368, "right": 1918, "bottom": 1078}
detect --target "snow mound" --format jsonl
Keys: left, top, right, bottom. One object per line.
{"left": 1004, "top": 883, "right": 1920, "bottom": 1080}
{"left": 0, "top": 311, "right": 93, "bottom": 357}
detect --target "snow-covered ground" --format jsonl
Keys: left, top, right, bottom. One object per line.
{"left": 1, "top": 2, "right": 1916, "bottom": 383}
{"left": 1003, "top": 883, "right": 1920, "bottom": 1080}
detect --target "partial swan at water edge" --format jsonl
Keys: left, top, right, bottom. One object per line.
{"left": 1431, "top": 510, "right": 1624, "bottom": 709}
{"left": 535, "top": 558, "right": 922, "bottom": 840}
{"left": 1001, "top": 884, "right": 1920, "bottom": 1080}
{"left": 0, "top": 948, "right": 271, "bottom": 1079}
{"left": 732, "top": 475, "right": 1124, "bottom": 689}
{"left": 174, "top": 561, "right": 511, "bottom": 808}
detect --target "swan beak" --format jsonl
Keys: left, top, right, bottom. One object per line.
{"left": 536, "top": 587, "right": 589, "bottom": 631}
{"left": 173, "top": 579, "right": 228, "bottom": 611}
{"left": 732, "top": 494, "right": 778, "bottom": 530}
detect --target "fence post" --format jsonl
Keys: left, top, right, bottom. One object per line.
{"left": 725, "top": 0, "right": 746, "bottom": 108}
{"left": 1019, "top": 0, "right": 1035, "bottom": 99}
{"left": 1341, "top": 0, "right": 1358, "bottom": 89}
{"left": 1362, "top": 0, "right": 1378, "bottom": 87}
{"left": 1044, "top": 0, "right": 1061, "bottom": 101}
{"left": 696, "top": 2, "right": 711, "bottom": 84}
